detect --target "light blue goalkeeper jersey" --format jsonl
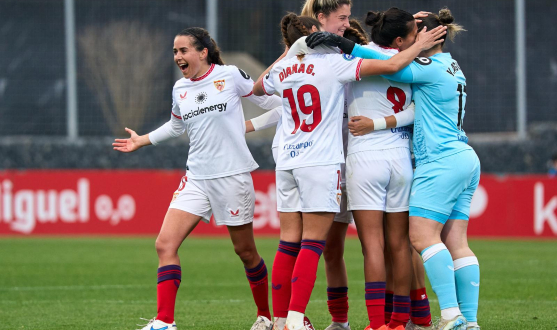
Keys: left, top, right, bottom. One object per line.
{"left": 351, "top": 45, "right": 472, "bottom": 166}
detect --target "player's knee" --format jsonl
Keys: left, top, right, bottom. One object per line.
{"left": 409, "top": 232, "right": 428, "bottom": 254}
{"left": 323, "top": 245, "right": 344, "bottom": 264}
{"left": 155, "top": 237, "right": 178, "bottom": 257}
{"left": 234, "top": 245, "right": 257, "bottom": 264}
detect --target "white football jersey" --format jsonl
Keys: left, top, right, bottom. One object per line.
{"left": 171, "top": 64, "right": 258, "bottom": 179}
{"left": 263, "top": 53, "right": 363, "bottom": 170}
{"left": 347, "top": 43, "right": 413, "bottom": 155}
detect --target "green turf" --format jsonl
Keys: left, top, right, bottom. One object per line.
{"left": 1, "top": 237, "right": 556, "bottom": 329}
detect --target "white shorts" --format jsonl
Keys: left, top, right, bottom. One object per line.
{"left": 346, "top": 148, "right": 413, "bottom": 212}
{"left": 276, "top": 164, "right": 342, "bottom": 213}
{"left": 169, "top": 172, "right": 255, "bottom": 226}
{"left": 334, "top": 184, "right": 353, "bottom": 223}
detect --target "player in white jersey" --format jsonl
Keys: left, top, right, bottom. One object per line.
{"left": 252, "top": 15, "right": 446, "bottom": 330}
{"left": 112, "top": 27, "right": 282, "bottom": 330}
{"left": 343, "top": 9, "right": 423, "bottom": 330}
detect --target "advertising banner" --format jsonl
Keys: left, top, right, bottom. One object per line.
{"left": 0, "top": 170, "right": 555, "bottom": 238}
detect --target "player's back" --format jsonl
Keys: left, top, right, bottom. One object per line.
{"left": 411, "top": 52, "right": 472, "bottom": 166}
{"left": 347, "top": 43, "right": 413, "bottom": 154}
{"left": 262, "top": 53, "right": 363, "bottom": 170}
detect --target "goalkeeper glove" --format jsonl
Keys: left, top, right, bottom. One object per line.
{"left": 305, "top": 31, "right": 356, "bottom": 54}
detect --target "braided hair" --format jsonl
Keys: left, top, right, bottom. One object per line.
{"left": 344, "top": 19, "right": 368, "bottom": 45}
{"left": 280, "top": 13, "right": 321, "bottom": 48}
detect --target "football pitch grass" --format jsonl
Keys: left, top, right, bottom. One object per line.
{"left": 1, "top": 238, "right": 556, "bottom": 330}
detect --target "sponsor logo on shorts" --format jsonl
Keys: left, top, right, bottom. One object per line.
{"left": 171, "top": 192, "right": 179, "bottom": 203}
{"left": 336, "top": 193, "right": 342, "bottom": 206}
{"left": 230, "top": 209, "right": 240, "bottom": 217}
{"left": 470, "top": 281, "right": 480, "bottom": 287}
{"left": 291, "top": 277, "right": 298, "bottom": 283}
{"left": 447, "top": 265, "right": 455, "bottom": 271}
{"left": 272, "top": 283, "right": 282, "bottom": 290}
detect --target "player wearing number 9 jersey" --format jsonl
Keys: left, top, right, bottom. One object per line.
{"left": 113, "top": 27, "right": 283, "bottom": 330}
{"left": 311, "top": 8, "right": 480, "bottom": 330}
{"left": 253, "top": 20, "right": 446, "bottom": 330}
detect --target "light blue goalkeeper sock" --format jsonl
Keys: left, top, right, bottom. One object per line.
{"left": 454, "top": 256, "right": 480, "bottom": 323}
{"left": 421, "top": 243, "right": 459, "bottom": 311}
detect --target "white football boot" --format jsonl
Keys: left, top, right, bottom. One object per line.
{"left": 435, "top": 315, "right": 467, "bottom": 330}
{"left": 405, "top": 320, "right": 434, "bottom": 330}
{"left": 324, "top": 322, "right": 351, "bottom": 330}
{"left": 250, "top": 315, "right": 273, "bottom": 330}
{"left": 273, "top": 317, "right": 286, "bottom": 330}
{"left": 137, "top": 318, "right": 177, "bottom": 330}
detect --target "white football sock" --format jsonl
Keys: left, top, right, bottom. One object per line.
{"left": 441, "top": 306, "right": 462, "bottom": 320}
{"left": 286, "top": 311, "right": 304, "bottom": 329}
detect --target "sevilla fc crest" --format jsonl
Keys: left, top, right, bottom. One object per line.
{"left": 214, "top": 79, "right": 225, "bottom": 92}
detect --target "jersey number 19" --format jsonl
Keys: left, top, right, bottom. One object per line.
{"left": 283, "top": 84, "right": 322, "bottom": 134}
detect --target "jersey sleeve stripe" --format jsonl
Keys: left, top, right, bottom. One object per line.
{"left": 171, "top": 112, "right": 181, "bottom": 119}
{"left": 242, "top": 91, "right": 253, "bottom": 97}
{"left": 261, "top": 78, "right": 273, "bottom": 96}
{"left": 356, "top": 59, "right": 364, "bottom": 81}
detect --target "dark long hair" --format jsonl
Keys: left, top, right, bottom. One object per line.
{"left": 365, "top": 7, "right": 414, "bottom": 47}
{"left": 176, "top": 27, "right": 224, "bottom": 65}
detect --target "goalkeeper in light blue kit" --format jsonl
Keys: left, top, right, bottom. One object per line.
{"left": 306, "top": 7, "right": 480, "bottom": 330}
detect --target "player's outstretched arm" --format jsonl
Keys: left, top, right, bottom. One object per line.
{"left": 358, "top": 26, "right": 446, "bottom": 76}
{"left": 112, "top": 127, "right": 151, "bottom": 153}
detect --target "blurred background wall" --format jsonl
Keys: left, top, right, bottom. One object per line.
{"left": 1, "top": 0, "right": 556, "bottom": 173}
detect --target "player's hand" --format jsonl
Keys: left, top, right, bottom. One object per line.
{"left": 112, "top": 127, "right": 143, "bottom": 153}
{"left": 413, "top": 11, "right": 432, "bottom": 23}
{"left": 348, "top": 116, "right": 374, "bottom": 136}
{"left": 306, "top": 31, "right": 341, "bottom": 48}
{"left": 414, "top": 25, "right": 447, "bottom": 51}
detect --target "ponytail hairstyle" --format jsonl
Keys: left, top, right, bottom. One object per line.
{"left": 365, "top": 7, "right": 415, "bottom": 48}
{"left": 280, "top": 13, "right": 322, "bottom": 48}
{"left": 176, "top": 27, "right": 224, "bottom": 65}
{"left": 418, "top": 8, "right": 465, "bottom": 46}
{"left": 301, "top": 0, "right": 352, "bottom": 18}
{"left": 343, "top": 19, "right": 368, "bottom": 45}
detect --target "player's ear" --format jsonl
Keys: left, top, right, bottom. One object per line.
{"left": 395, "top": 36, "right": 404, "bottom": 48}
{"left": 199, "top": 48, "right": 208, "bottom": 62}
{"left": 311, "top": 25, "right": 319, "bottom": 33}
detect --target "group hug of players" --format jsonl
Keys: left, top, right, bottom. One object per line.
{"left": 113, "top": 1, "right": 481, "bottom": 330}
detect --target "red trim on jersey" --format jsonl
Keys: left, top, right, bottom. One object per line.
{"left": 191, "top": 63, "right": 215, "bottom": 82}
{"left": 261, "top": 78, "right": 273, "bottom": 96}
{"left": 171, "top": 112, "right": 181, "bottom": 119}
{"left": 242, "top": 91, "right": 253, "bottom": 97}
{"left": 355, "top": 59, "right": 363, "bottom": 81}
{"left": 379, "top": 45, "right": 399, "bottom": 51}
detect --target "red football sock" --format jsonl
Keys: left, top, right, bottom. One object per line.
{"left": 272, "top": 241, "right": 301, "bottom": 318}
{"left": 327, "top": 287, "right": 349, "bottom": 323}
{"left": 245, "top": 258, "right": 272, "bottom": 320}
{"left": 365, "top": 282, "right": 386, "bottom": 328}
{"left": 288, "top": 240, "right": 326, "bottom": 313}
{"left": 410, "top": 288, "right": 432, "bottom": 326}
{"left": 385, "top": 290, "right": 394, "bottom": 323}
{"left": 388, "top": 295, "right": 410, "bottom": 328}
{"left": 156, "top": 265, "right": 181, "bottom": 324}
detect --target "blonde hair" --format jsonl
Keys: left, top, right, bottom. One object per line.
{"left": 301, "top": 0, "right": 352, "bottom": 18}
{"left": 438, "top": 8, "right": 466, "bottom": 42}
